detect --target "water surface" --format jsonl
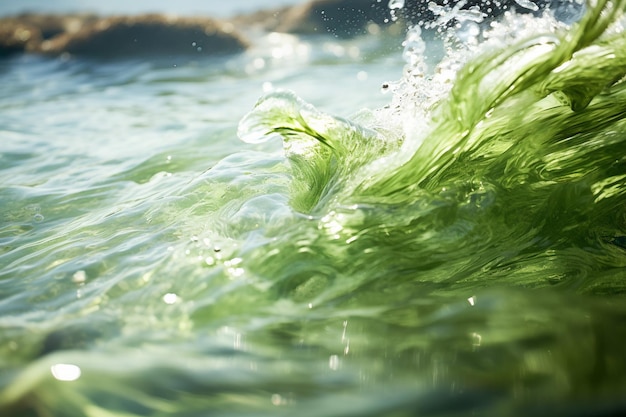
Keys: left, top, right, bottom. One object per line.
{"left": 1, "top": 1, "right": 626, "bottom": 416}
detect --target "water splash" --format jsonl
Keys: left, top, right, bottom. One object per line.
{"left": 236, "top": 8, "right": 625, "bottom": 313}
{"left": 514, "top": 0, "right": 540, "bottom": 11}
{"left": 388, "top": 0, "right": 405, "bottom": 21}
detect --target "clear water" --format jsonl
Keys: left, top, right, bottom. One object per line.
{"left": 2, "top": 1, "right": 626, "bottom": 416}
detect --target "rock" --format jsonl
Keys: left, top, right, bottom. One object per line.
{"left": 0, "top": 21, "right": 41, "bottom": 56}
{"left": 0, "top": 13, "right": 100, "bottom": 56}
{"left": 5, "top": 13, "right": 99, "bottom": 40}
{"left": 38, "top": 14, "right": 248, "bottom": 59}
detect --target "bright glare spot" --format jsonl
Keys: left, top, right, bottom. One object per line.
{"left": 348, "top": 46, "right": 360, "bottom": 59}
{"left": 262, "top": 81, "right": 274, "bottom": 92}
{"left": 72, "top": 270, "right": 86, "bottom": 284}
{"left": 224, "top": 258, "right": 245, "bottom": 278}
{"left": 321, "top": 212, "right": 344, "bottom": 238}
{"left": 324, "top": 42, "right": 345, "bottom": 57}
{"left": 253, "top": 57, "right": 266, "bottom": 70}
{"left": 346, "top": 236, "right": 358, "bottom": 244}
{"left": 472, "top": 332, "right": 482, "bottom": 347}
{"left": 357, "top": 71, "right": 368, "bottom": 81}
{"left": 271, "top": 393, "right": 285, "bottom": 406}
{"left": 467, "top": 296, "right": 476, "bottom": 306}
{"left": 234, "top": 333, "right": 242, "bottom": 350}
{"left": 329, "top": 355, "right": 339, "bottom": 371}
{"left": 227, "top": 267, "right": 245, "bottom": 278}
{"left": 367, "top": 23, "right": 381, "bottom": 35}
{"left": 308, "top": 303, "right": 313, "bottom": 309}
{"left": 50, "top": 363, "right": 81, "bottom": 381}
{"left": 163, "top": 293, "right": 178, "bottom": 304}
{"left": 224, "top": 258, "right": 242, "bottom": 267}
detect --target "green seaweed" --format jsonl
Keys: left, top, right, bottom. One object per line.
{"left": 238, "top": 0, "right": 626, "bottom": 297}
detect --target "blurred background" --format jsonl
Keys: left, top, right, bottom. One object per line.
{"left": 0, "top": 0, "right": 311, "bottom": 18}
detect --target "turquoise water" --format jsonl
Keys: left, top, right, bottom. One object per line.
{"left": 2, "top": 1, "right": 626, "bottom": 416}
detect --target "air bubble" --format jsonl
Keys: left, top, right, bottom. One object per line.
{"left": 33, "top": 213, "right": 44, "bottom": 222}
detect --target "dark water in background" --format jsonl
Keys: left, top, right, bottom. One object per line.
{"left": 2, "top": 1, "right": 626, "bottom": 416}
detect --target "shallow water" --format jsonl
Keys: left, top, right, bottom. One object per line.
{"left": 2, "top": 1, "right": 626, "bottom": 416}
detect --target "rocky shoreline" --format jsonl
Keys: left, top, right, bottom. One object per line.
{"left": 0, "top": 13, "right": 248, "bottom": 58}
{"left": 0, "top": 0, "right": 553, "bottom": 59}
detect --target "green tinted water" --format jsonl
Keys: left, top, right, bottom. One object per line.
{"left": 2, "top": 1, "right": 626, "bottom": 416}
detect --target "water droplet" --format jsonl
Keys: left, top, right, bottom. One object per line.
{"left": 402, "top": 25, "right": 426, "bottom": 69}
{"left": 50, "top": 363, "right": 81, "bottom": 381}
{"left": 514, "top": 0, "right": 539, "bottom": 11}
{"left": 388, "top": 0, "right": 405, "bottom": 10}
